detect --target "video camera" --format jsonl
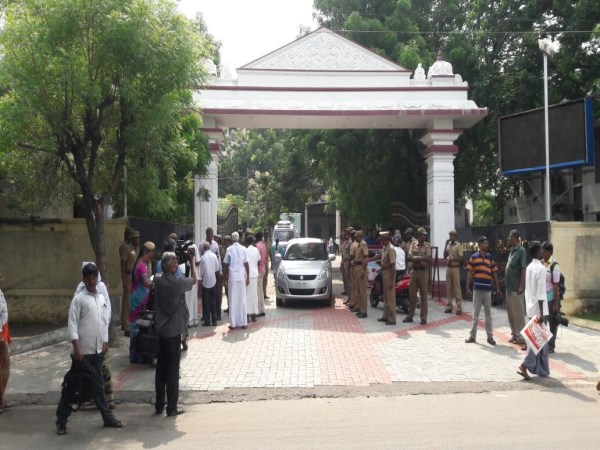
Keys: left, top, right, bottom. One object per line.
{"left": 175, "top": 240, "right": 195, "bottom": 264}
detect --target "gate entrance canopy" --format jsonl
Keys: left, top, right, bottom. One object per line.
{"left": 194, "top": 28, "right": 487, "bottom": 252}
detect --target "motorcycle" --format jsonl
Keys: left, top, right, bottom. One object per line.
{"left": 369, "top": 268, "right": 411, "bottom": 313}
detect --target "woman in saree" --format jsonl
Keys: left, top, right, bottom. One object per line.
{"left": 130, "top": 242, "right": 155, "bottom": 363}
{"left": 0, "top": 271, "right": 11, "bottom": 414}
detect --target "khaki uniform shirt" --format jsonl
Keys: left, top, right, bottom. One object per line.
{"left": 119, "top": 241, "right": 131, "bottom": 262}
{"left": 445, "top": 241, "right": 463, "bottom": 267}
{"left": 409, "top": 240, "right": 431, "bottom": 270}
{"left": 381, "top": 244, "right": 396, "bottom": 284}
{"left": 125, "top": 246, "right": 140, "bottom": 275}
{"left": 402, "top": 237, "right": 417, "bottom": 271}
{"left": 342, "top": 239, "right": 352, "bottom": 260}
{"left": 350, "top": 240, "right": 368, "bottom": 264}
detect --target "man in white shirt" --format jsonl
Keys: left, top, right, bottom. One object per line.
{"left": 200, "top": 242, "right": 220, "bottom": 326}
{"left": 201, "top": 227, "right": 223, "bottom": 320}
{"left": 392, "top": 236, "right": 406, "bottom": 278}
{"left": 245, "top": 235, "right": 261, "bottom": 322}
{"left": 518, "top": 242, "right": 550, "bottom": 379}
{"left": 56, "top": 263, "right": 122, "bottom": 435}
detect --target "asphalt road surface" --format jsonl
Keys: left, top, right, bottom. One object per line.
{"left": 0, "top": 388, "right": 598, "bottom": 449}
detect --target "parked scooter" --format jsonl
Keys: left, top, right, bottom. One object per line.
{"left": 369, "top": 269, "right": 410, "bottom": 313}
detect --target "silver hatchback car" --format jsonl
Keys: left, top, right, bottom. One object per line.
{"left": 274, "top": 238, "right": 336, "bottom": 307}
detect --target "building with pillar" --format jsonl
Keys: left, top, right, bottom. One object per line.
{"left": 195, "top": 28, "right": 487, "bottom": 266}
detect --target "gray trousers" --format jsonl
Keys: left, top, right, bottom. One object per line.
{"left": 469, "top": 290, "right": 493, "bottom": 339}
{"left": 506, "top": 290, "right": 526, "bottom": 341}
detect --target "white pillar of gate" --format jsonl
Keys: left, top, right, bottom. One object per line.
{"left": 194, "top": 127, "right": 224, "bottom": 242}
{"left": 420, "top": 127, "right": 463, "bottom": 256}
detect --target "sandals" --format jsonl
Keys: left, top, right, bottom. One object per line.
{"left": 517, "top": 367, "right": 531, "bottom": 380}
{"left": 56, "top": 422, "right": 68, "bottom": 435}
{"left": 103, "top": 420, "right": 124, "bottom": 428}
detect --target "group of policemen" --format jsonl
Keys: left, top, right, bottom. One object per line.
{"left": 339, "top": 226, "right": 433, "bottom": 325}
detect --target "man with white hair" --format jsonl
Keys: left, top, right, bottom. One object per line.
{"left": 223, "top": 232, "right": 250, "bottom": 329}
{"left": 200, "top": 241, "right": 220, "bottom": 326}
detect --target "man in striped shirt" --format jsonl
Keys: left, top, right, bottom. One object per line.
{"left": 465, "top": 236, "right": 502, "bottom": 345}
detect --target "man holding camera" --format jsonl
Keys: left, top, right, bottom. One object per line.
{"left": 153, "top": 251, "right": 196, "bottom": 416}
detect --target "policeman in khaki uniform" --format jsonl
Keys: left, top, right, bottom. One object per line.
{"left": 368, "top": 232, "right": 397, "bottom": 325}
{"left": 401, "top": 228, "right": 418, "bottom": 274}
{"left": 340, "top": 229, "right": 350, "bottom": 303}
{"left": 403, "top": 228, "right": 431, "bottom": 325}
{"left": 343, "top": 229, "right": 355, "bottom": 307}
{"left": 444, "top": 229, "right": 464, "bottom": 315}
{"left": 349, "top": 230, "right": 369, "bottom": 318}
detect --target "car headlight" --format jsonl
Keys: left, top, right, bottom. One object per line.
{"left": 318, "top": 264, "right": 330, "bottom": 280}
{"left": 277, "top": 266, "right": 286, "bottom": 280}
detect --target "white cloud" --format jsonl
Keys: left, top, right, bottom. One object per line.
{"left": 178, "top": 0, "right": 317, "bottom": 71}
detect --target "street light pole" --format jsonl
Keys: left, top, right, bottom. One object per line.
{"left": 538, "top": 38, "right": 558, "bottom": 223}
{"left": 542, "top": 51, "right": 551, "bottom": 222}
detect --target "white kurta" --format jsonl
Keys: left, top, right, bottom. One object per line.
{"left": 246, "top": 245, "right": 260, "bottom": 315}
{"left": 226, "top": 243, "right": 249, "bottom": 327}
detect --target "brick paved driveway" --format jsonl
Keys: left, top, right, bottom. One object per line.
{"left": 9, "top": 257, "right": 600, "bottom": 398}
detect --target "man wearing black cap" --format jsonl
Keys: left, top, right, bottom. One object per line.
{"left": 403, "top": 228, "right": 431, "bottom": 325}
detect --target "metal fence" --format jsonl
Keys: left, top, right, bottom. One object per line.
{"left": 390, "top": 201, "right": 429, "bottom": 233}
{"left": 217, "top": 206, "right": 238, "bottom": 237}
{"left": 128, "top": 217, "right": 193, "bottom": 248}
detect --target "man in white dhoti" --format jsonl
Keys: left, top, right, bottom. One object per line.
{"left": 245, "top": 235, "right": 261, "bottom": 322}
{"left": 184, "top": 241, "right": 198, "bottom": 327}
{"left": 223, "top": 232, "right": 249, "bottom": 329}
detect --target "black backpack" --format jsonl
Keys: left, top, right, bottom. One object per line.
{"left": 550, "top": 261, "right": 566, "bottom": 300}
{"left": 61, "top": 359, "right": 94, "bottom": 405}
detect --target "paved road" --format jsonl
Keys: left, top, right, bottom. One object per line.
{"left": 1, "top": 389, "right": 598, "bottom": 449}
{"left": 6, "top": 256, "right": 600, "bottom": 407}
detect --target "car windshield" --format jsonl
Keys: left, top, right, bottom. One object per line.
{"left": 274, "top": 230, "right": 296, "bottom": 242}
{"left": 284, "top": 242, "right": 326, "bottom": 261}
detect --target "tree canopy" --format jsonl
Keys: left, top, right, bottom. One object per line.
{"left": 218, "top": 0, "right": 600, "bottom": 228}
{"left": 0, "top": 0, "right": 214, "bottom": 282}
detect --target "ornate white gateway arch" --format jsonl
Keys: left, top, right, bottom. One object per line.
{"left": 194, "top": 27, "right": 486, "bottom": 254}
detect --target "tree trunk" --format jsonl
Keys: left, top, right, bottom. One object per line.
{"left": 82, "top": 194, "right": 118, "bottom": 346}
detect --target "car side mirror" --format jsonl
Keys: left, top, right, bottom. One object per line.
{"left": 328, "top": 254, "right": 336, "bottom": 262}
{"left": 274, "top": 254, "right": 282, "bottom": 264}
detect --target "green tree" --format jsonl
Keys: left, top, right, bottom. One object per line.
{"left": 0, "top": 0, "right": 212, "bottom": 283}
{"left": 311, "top": 0, "right": 600, "bottom": 224}
{"left": 472, "top": 191, "right": 504, "bottom": 226}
